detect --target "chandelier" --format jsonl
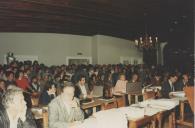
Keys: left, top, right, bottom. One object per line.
{"left": 135, "top": 35, "right": 158, "bottom": 50}
{"left": 134, "top": 13, "right": 159, "bottom": 50}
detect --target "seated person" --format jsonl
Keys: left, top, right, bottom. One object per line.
{"left": 30, "top": 76, "right": 41, "bottom": 93}
{"left": 5, "top": 71, "right": 17, "bottom": 87}
{"left": 151, "top": 73, "right": 162, "bottom": 87}
{"left": 15, "top": 70, "right": 30, "bottom": 91}
{"left": 75, "top": 75, "right": 92, "bottom": 99}
{"left": 48, "top": 83, "right": 84, "bottom": 128}
{"left": 126, "top": 73, "right": 142, "bottom": 94}
{"left": 0, "top": 86, "right": 37, "bottom": 128}
{"left": 113, "top": 74, "right": 127, "bottom": 94}
{"left": 39, "top": 83, "right": 56, "bottom": 105}
{"left": 161, "top": 73, "right": 178, "bottom": 98}
{"left": 175, "top": 74, "right": 190, "bottom": 91}
{"left": 0, "top": 79, "right": 6, "bottom": 101}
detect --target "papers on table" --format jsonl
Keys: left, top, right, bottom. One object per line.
{"left": 93, "top": 109, "right": 128, "bottom": 128}
{"left": 78, "top": 117, "right": 98, "bottom": 128}
{"left": 78, "top": 98, "right": 180, "bottom": 128}
{"left": 170, "top": 91, "right": 187, "bottom": 101}
{"left": 118, "top": 106, "right": 145, "bottom": 120}
{"left": 170, "top": 91, "right": 185, "bottom": 98}
{"left": 142, "top": 86, "right": 162, "bottom": 93}
{"left": 139, "top": 99, "right": 179, "bottom": 110}
{"left": 79, "top": 109, "right": 128, "bottom": 128}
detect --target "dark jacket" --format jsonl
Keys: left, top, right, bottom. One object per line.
{"left": 39, "top": 91, "right": 55, "bottom": 105}
{"left": 74, "top": 84, "right": 90, "bottom": 99}
{"left": 161, "top": 81, "right": 175, "bottom": 98}
{"left": 175, "top": 80, "right": 187, "bottom": 91}
{"left": 0, "top": 104, "right": 37, "bottom": 128}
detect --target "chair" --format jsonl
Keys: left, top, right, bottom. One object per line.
{"left": 42, "top": 107, "right": 49, "bottom": 128}
{"left": 31, "top": 92, "right": 40, "bottom": 107}
{"left": 143, "top": 90, "right": 156, "bottom": 100}
{"left": 101, "top": 100, "right": 118, "bottom": 110}
{"left": 115, "top": 95, "right": 126, "bottom": 108}
{"left": 184, "top": 86, "right": 194, "bottom": 113}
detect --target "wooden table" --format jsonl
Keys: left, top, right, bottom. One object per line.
{"left": 128, "top": 115, "right": 155, "bottom": 128}
{"left": 128, "top": 108, "right": 176, "bottom": 128}
{"left": 81, "top": 98, "right": 117, "bottom": 112}
{"left": 156, "top": 109, "right": 176, "bottom": 128}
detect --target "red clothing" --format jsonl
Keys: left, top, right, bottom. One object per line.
{"left": 16, "top": 77, "right": 29, "bottom": 90}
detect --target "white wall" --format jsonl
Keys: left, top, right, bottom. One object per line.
{"left": 95, "top": 35, "right": 143, "bottom": 64}
{"left": 0, "top": 33, "right": 143, "bottom": 65}
{"left": 0, "top": 33, "right": 91, "bottom": 66}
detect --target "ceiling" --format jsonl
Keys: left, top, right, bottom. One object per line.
{"left": 0, "top": 0, "right": 193, "bottom": 46}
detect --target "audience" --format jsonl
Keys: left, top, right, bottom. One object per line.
{"left": 0, "top": 60, "right": 193, "bottom": 127}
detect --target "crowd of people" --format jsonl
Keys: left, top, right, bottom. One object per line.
{"left": 0, "top": 60, "right": 194, "bottom": 128}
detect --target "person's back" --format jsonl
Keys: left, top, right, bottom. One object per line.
{"left": 126, "top": 81, "right": 142, "bottom": 94}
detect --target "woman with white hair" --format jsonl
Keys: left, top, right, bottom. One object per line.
{"left": 0, "top": 86, "right": 37, "bottom": 128}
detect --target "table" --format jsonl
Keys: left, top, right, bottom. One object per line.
{"left": 128, "top": 115, "right": 155, "bottom": 128}
{"left": 81, "top": 98, "right": 117, "bottom": 112}
{"left": 128, "top": 108, "right": 176, "bottom": 128}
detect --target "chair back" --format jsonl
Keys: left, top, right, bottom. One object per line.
{"left": 42, "top": 107, "right": 49, "bottom": 128}
{"left": 31, "top": 92, "right": 40, "bottom": 107}
{"left": 101, "top": 100, "right": 118, "bottom": 110}
{"left": 115, "top": 95, "right": 126, "bottom": 108}
{"left": 143, "top": 90, "right": 156, "bottom": 100}
{"left": 184, "top": 86, "right": 194, "bottom": 113}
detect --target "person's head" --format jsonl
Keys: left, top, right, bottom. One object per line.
{"left": 43, "top": 75, "right": 49, "bottom": 81}
{"left": 119, "top": 74, "right": 126, "bottom": 81}
{"left": 78, "top": 75, "right": 85, "bottom": 85}
{"left": 0, "top": 79, "right": 6, "bottom": 91}
{"left": 61, "top": 82, "right": 75, "bottom": 101}
{"left": 182, "top": 74, "right": 189, "bottom": 83}
{"left": 132, "top": 73, "right": 139, "bottom": 82}
{"left": 44, "top": 83, "right": 56, "bottom": 93}
{"left": 154, "top": 73, "right": 161, "bottom": 81}
{"left": 2, "top": 86, "right": 27, "bottom": 121}
{"left": 6, "top": 71, "right": 14, "bottom": 81}
{"left": 168, "top": 73, "right": 178, "bottom": 84}
{"left": 31, "top": 76, "right": 38, "bottom": 84}
{"left": 91, "top": 74, "right": 96, "bottom": 81}
{"left": 15, "top": 70, "right": 24, "bottom": 79}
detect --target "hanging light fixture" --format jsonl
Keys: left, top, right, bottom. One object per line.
{"left": 134, "top": 13, "right": 159, "bottom": 50}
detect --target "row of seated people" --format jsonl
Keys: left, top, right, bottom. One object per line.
{"left": 0, "top": 73, "right": 193, "bottom": 128}
{"left": 0, "top": 71, "right": 192, "bottom": 107}
{"left": 0, "top": 75, "right": 193, "bottom": 128}
{"left": 0, "top": 61, "right": 194, "bottom": 128}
